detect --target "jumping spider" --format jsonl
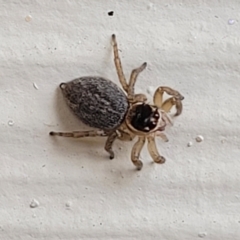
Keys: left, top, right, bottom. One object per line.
{"left": 50, "top": 34, "right": 184, "bottom": 170}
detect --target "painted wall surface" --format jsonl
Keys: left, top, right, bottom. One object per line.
{"left": 1, "top": 1, "right": 240, "bottom": 239}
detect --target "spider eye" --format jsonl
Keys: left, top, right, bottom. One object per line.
{"left": 130, "top": 104, "right": 160, "bottom": 132}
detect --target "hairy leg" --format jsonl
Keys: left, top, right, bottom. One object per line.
{"left": 147, "top": 136, "right": 166, "bottom": 164}
{"left": 131, "top": 136, "right": 146, "bottom": 170}
{"left": 104, "top": 131, "right": 118, "bottom": 159}
{"left": 112, "top": 34, "right": 128, "bottom": 92}
{"left": 49, "top": 130, "right": 107, "bottom": 138}
{"left": 128, "top": 62, "right": 147, "bottom": 99}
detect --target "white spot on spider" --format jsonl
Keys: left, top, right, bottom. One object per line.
{"left": 196, "top": 135, "right": 204, "bottom": 143}
{"left": 144, "top": 127, "right": 150, "bottom": 131}
{"left": 150, "top": 117, "right": 156, "bottom": 122}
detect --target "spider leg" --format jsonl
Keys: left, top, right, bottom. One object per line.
{"left": 104, "top": 131, "right": 118, "bottom": 159}
{"left": 129, "top": 93, "right": 147, "bottom": 104}
{"left": 117, "top": 130, "right": 135, "bottom": 141}
{"left": 147, "top": 136, "right": 166, "bottom": 164}
{"left": 155, "top": 132, "right": 169, "bottom": 142}
{"left": 49, "top": 130, "right": 107, "bottom": 138}
{"left": 128, "top": 62, "right": 147, "bottom": 99}
{"left": 161, "top": 97, "right": 183, "bottom": 116}
{"left": 131, "top": 136, "right": 145, "bottom": 170}
{"left": 112, "top": 34, "right": 128, "bottom": 92}
{"left": 153, "top": 86, "right": 184, "bottom": 116}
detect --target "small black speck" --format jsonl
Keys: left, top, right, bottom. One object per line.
{"left": 108, "top": 11, "right": 114, "bottom": 16}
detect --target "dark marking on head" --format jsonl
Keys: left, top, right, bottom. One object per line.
{"left": 130, "top": 104, "right": 160, "bottom": 132}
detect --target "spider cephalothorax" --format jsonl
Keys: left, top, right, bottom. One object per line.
{"left": 129, "top": 103, "right": 160, "bottom": 132}
{"left": 50, "top": 34, "right": 184, "bottom": 170}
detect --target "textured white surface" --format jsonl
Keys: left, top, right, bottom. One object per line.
{"left": 1, "top": 1, "right": 240, "bottom": 239}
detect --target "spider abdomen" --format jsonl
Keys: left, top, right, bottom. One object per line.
{"left": 60, "top": 77, "right": 129, "bottom": 130}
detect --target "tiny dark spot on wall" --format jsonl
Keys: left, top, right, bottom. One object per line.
{"left": 108, "top": 11, "right": 114, "bottom": 16}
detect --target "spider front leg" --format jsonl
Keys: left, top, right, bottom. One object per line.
{"left": 147, "top": 136, "right": 166, "bottom": 164}
{"left": 131, "top": 136, "right": 146, "bottom": 170}
{"left": 128, "top": 62, "right": 147, "bottom": 99}
{"left": 112, "top": 34, "right": 128, "bottom": 92}
{"left": 153, "top": 87, "right": 184, "bottom": 116}
{"left": 49, "top": 130, "right": 107, "bottom": 138}
{"left": 161, "top": 97, "right": 185, "bottom": 117}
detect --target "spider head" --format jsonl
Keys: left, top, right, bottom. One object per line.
{"left": 126, "top": 103, "right": 171, "bottom": 135}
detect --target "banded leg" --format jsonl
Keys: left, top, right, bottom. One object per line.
{"left": 104, "top": 131, "right": 118, "bottom": 159}
{"left": 49, "top": 130, "right": 107, "bottom": 138}
{"left": 128, "top": 62, "right": 147, "bottom": 98}
{"left": 147, "top": 136, "right": 165, "bottom": 164}
{"left": 112, "top": 34, "right": 128, "bottom": 92}
{"left": 131, "top": 136, "right": 146, "bottom": 170}
{"left": 153, "top": 87, "right": 184, "bottom": 116}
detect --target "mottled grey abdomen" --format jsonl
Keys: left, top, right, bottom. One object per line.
{"left": 60, "top": 77, "right": 129, "bottom": 130}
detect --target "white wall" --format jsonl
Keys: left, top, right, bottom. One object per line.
{"left": 1, "top": 1, "right": 240, "bottom": 239}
